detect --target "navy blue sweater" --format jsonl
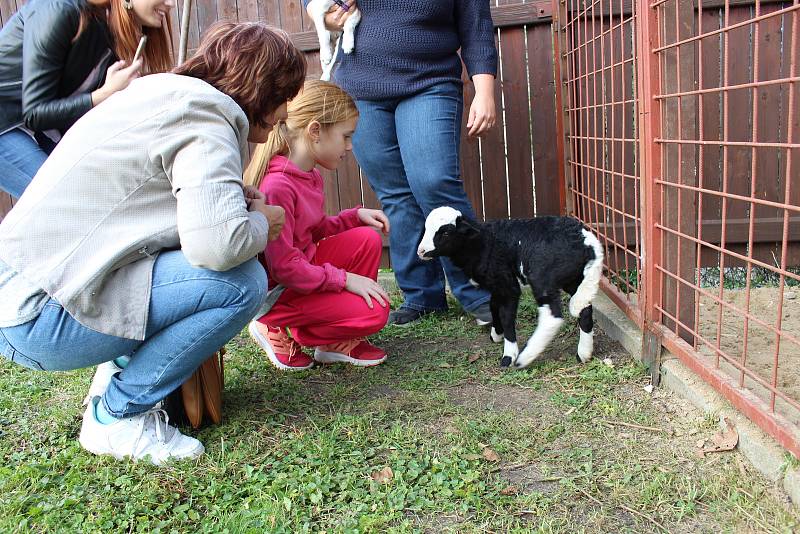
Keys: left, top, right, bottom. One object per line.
{"left": 303, "top": 0, "right": 498, "bottom": 100}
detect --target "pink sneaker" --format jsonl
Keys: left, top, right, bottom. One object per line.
{"left": 248, "top": 321, "right": 314, "bottom": 371}
{"left": 313, "top": 338, "right": 387, "bottom": 367}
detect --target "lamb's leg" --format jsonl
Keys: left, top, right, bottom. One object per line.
{"left": 577, "top": 304, "right": 594, "bottom": 363}
{"left": 514, "top": 292, "right": 564, "bottom": 369}
{"left": 489, "top": 296, "right": 503, "bottom": 343}
{"left": 497, "top": 295, "right": 520, "bottom": 368}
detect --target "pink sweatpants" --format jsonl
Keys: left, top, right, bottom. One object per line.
{"left": 257, "top": 226, "right": 390, "bottom": 347}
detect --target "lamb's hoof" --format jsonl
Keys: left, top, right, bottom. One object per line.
{"left": 500, "top": 356, "right": 512, "bottom": 368}
{"left": 576, "top": 353, "right": 592, "bottom": 364}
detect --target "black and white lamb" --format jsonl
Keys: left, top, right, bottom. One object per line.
{"left": 417, "top": 206, "right": 604, "bottom": 369}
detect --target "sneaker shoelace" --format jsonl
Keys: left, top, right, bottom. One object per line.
{"left": 267, "top": 328, "right": 303, "bottom": 362}
{"left": 132, "top": 407, "right": 173, "bottom": 454}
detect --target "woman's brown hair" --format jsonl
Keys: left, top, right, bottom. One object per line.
{"left": 173, "top": 21, "right": 307, "bottom": 129}
{"left": 76, "top": 1, "right": 174, "bottom": 74}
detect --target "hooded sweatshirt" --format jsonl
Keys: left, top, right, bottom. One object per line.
{"left": 259, "top": 155, "right": 362, "bottom": 294}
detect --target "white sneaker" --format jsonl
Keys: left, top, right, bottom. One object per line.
{"left": 82, "top": 360, "right": 122, "bottom": 406}
{"left": 79, "top": 398, "right": 204, "bottom": 465}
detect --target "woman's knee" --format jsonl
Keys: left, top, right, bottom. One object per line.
{"left": 224, "top": 257, "right": 268, "bottom": 315}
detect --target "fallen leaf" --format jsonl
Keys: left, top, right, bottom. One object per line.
{"left": 696, "top": 417, "right": 738, "bottom": 457}
{"left": 371, "top": 466, "right": 394, "bottom": 484}
{"left": 500, "top": 485, "right": 518, "bottom": 495}
{"left": 464, "top": 454, "right": 483, "bottom": 461}
{"left": 644, "top": 384, "right": 654, "bottom": 394}
{"left": 468, "top": 353, "right": 482, "bottom": 364}
{"left": 482, "top": 447, "right": 500, "bottom": 462}
{"left": 602, "top": 358, "right": 614, "bottom": 367}
{"left": 438, "top": 362, "right": 453, "bottom": 368}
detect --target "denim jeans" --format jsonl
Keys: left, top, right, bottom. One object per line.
{"left": 0, "top": 127, "right": 55, "bottom": 198}
{"left": 0, "top": 251, "right": 267, "bottom": 418}
{"left": 352, "top": 81, "right": 490, "bottom": 313}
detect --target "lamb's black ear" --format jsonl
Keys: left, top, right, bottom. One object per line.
{"left": 455, "top": 216, "right": 480, "bottom": 236}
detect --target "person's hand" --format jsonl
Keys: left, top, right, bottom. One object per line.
{"left": 357, "top": 208, "right": 390, "bottom": 234}
{"left": 322, "top": 0, "right": 357, "bottom": 32}
{"left": 345, "top": 272, "right": 388, "bottom": 309}
{"left": 467, "top": 74, "right": 497, "bottom": 138}
{"left": 243, "top": 185, "right": 265, "bottom": 205}
{"left": 248, "top": 197, "right": 285, "bottom": 241}
{"left": 91, "top": 59, "right": 143, "bottom": 106}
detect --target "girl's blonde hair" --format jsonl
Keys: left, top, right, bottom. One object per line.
{"left": 244, "top": 79, "right": 359, "bottom": 189}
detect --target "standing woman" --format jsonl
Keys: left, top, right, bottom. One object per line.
{"left": 305, "top": 0, "right": 499, "bottom": 326}
{"left": 0, "top": 0, "right": 175, "bottom": 198}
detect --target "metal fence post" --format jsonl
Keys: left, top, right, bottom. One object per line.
{"left": 551, "top": 0, "right": 572, "bottom": 217}
{"left": 635, "top": 0, "right": 664, "bottom": 384}
{"left": 178, "top": 0, "right": 192, "bottom": 65}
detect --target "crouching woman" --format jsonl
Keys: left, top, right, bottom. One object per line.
{"left": 0, "top": 22, "right": 305, "bottom": 465}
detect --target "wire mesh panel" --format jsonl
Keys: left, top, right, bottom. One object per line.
{"left": 650, "top": 0, "right": 800, "bottom": 455}
{"left": 557, "top": 0, "right": 800, "bottom": 455}
{"left": 557, "top": 0, "right": 644, "bottom": 323}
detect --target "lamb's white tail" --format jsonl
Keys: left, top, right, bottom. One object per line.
{"left": 569, "top": 229, "right": 604, "bottom": 317}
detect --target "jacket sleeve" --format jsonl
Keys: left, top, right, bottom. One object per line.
{"left": 310, "top": 206, "right": 363, "bottom": 242}
{"left": 161, "top": 101, "right": 269, "bottom": 271}
{"left": 21, "top": 1, "right": 95, "bottom": 132}
{"left": 455, "top": 0, "right": 498, "bottom": 78}
{"left": 265, "top": 185, "right": 347, "bottom": 294}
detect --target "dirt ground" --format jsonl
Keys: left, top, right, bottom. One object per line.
{"left": 696, "top": 287, "right": 800, "bottom": 424}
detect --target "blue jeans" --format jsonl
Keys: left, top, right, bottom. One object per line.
{"left": 0, "top": 251, "right": 267, "bottom": 418}
{"left": 352, "top": 81, "right": 490, "bottom": 313}
{"left": 0, "top": 127, "right": 55, "bottom": 198}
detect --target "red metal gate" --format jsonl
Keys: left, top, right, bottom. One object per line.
{"left": 554, "top": 0, "right": 800, "bottom": 457}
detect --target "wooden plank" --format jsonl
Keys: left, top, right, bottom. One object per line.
{"left": 279, "top": 0, "right": 304, "bottom": 33}
{"left": 724, "top": 6, "right": 756, "bottom": 268}
{"left": 321, "top": 167, "right": 340, "bottom": 214}
{"left": 460, "top": 71, "right": 485, "bottom": 221}
{"left": 501, "top": 27, "right": 535, "bottom": 218}
{"left": 699, "top": 8, "right": 723, "bottom": 268}
{"left": 335, "top": 151, "right": 363, "bottom": 209}
{"left": 529, "top": 23, "right": 561, "bottom": 216}
{"left": 750, "top": 4, "right": 786, "bottom": 266}
{"left": 237, "top": 0, "right": 258, "bottom": 26}
{"left": 480, "top": 32, "right": 510, "bottom": 220}
{"left": 194, "top": 0, "right": 218, "bottom": 39}
{"left": 258, "top": 0, "right": 280, "bottom": 26}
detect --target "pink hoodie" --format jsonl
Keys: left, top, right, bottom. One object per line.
{"left": 259, "top": 155, "right": 362, "bottom": 293}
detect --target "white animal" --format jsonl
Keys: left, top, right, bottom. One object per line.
{"left": 307, "top": 0, "right": 361, "bottom": 81}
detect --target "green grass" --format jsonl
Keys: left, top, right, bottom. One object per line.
{"left": 1, "top": 292, "right": 798, "bottom": 533}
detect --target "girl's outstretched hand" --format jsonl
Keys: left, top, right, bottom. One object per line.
{"left": 357, "top": 208, "right": 390, "bottom": 234}
{"left": 345, "top": 272, "right": 388, "bottom": 309}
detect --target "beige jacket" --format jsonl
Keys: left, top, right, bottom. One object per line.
{"left": 0, "top": 74, "right": 268, "bottom": 340}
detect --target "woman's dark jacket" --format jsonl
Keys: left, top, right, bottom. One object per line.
{"left": 0, "top": 0, "right": 115, "bottom": 135}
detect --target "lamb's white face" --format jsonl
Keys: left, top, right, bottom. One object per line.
{"left": 417, "top": 206, "right": 462, "bottom": 259}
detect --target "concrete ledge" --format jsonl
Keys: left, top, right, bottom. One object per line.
{"left": 592, "top": 289, "right": 800, "bottom": 505}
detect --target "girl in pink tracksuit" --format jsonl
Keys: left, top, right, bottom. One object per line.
{"left": 244, "top": 80, "right": 390, "bottom": 370}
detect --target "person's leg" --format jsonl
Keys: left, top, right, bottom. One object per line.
{"left": 263, "top": 227, "right": 389, "bottom": 346}
{"left": 0, "top": 251, "right": 266, "bottom": 463}
{"left": 352, "top": 98, "right": 449, "bottom": 314}
{"left": 394, "top": 82, "right": 491, "bottom": 313}
{"left": 0, "top": 128, "right": 50, "bottom": 198}
{"left": 0, "top": 251, "right": 267, "bottom": 415}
